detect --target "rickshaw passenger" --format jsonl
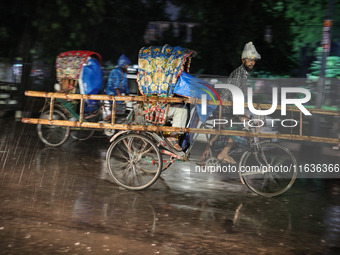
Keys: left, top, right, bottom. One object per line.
{"left": 106, "top": 54, "right": 131, "bottom": 96}
{"left": 201, "top": 41, "right": 261, "bottom": 164}
{"left": 167, "top": 104, "right": 188, "bottom": 151}
{"left": 105, "top": 54, "right": 131, "bottom": 116}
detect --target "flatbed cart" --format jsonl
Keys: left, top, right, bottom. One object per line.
{"left": 22, "top": 90, "right": 340, "bottom": 197}
{"left": 36, "top": 50, "right": 109, "bottom": 147}
{"left": 22, "top": 45, "right": 340, "bottom": 197}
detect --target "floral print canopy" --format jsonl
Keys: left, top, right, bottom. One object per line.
{"left": 137, "top": 45, "right": 197, "bottom": 96}
{"left": 56, "top": 51, "right": 102, "bottom": 81}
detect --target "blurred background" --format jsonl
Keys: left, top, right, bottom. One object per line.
{"left": 0, "top": 0, "right": 340, "bottom": 117}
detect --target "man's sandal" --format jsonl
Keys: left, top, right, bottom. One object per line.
{"left": 196, "top": 161, "right": 206, "bottom": 166}
{"left": 218, "top": 155, "right": 236, "bottom": 164}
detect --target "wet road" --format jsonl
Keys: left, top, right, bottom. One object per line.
{"left": 1, "top": 118, "right": 340, "bottom": 255}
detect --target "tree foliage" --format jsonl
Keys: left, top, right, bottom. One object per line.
{"left": 307, "top": 47, "right": 340, "bottom": 80}
{"left": 0, "top": 0, "right": 169, "bottom": 65}
{"left": 1, "top": 0, "right": 339, "bottom": 78}
{"left": 282, "top": 0, "right": 340, "bottom": 76}
{"left": 284, "top": 0, "right": 340, "bottom": 56}
{"left": 169, "top": 0, "right": 296, "bottom": 75}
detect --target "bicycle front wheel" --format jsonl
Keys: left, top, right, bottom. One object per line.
{"left": 37, "top": 109, "right": 70, "bottom": 147}
{"left": 239, "top": 142, "right": 297, "bottom": 197}
{"left": 106, "top": 133, "right": 162, "bottom": 190}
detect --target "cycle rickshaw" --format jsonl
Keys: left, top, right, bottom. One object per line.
{"left": 22, "top": 45, "right": 340, "bottom": 197}
{"left": 36, "top": 50, "right": 119, "bottom": 146}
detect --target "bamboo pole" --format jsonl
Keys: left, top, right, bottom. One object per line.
{"left": 22, "top": 90, "right": 340, "bottom": 144}
{"left": 21, "top": 117, "right": 340, "bottom": 144}
{"left": 79, "top": 96, "right": 84, "bottom": 124}
{"left": 24, "top": 91, "right": 189, "bottom": 104}
{"left": 111, "top": 98, "right": 116, "bottom": 125}
{"left": 24, "top": 90, "right": 340, "bottom": 116}
{"left": 49, "top": 95, "right": 55, "bottom": 121}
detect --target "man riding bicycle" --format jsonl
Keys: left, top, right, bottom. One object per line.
{"left": 200, "top": 41, "right": 261, "bottom": 164}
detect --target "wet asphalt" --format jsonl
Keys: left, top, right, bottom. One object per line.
{"left": 1, "top": 117, "right": 340, "bottom": 255}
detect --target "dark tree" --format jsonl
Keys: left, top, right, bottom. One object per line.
{"left": 169, "top": 0, "right": 296, "bottom": 75}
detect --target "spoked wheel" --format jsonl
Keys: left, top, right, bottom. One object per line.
{"left": 37, "top": 109, "right": 70, "bottom": 147}
{"left": 70, "top": 128, "right": 95, "bottom": 141}
{"left": 239, "top": 142, "right": 297, "bottom": 197}
{"left": 106, "top": 133, "right": 163, "bottom": 190}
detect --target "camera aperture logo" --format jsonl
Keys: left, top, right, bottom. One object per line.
{"left": 198, "top": 82, "right": 223, "bottom": 115}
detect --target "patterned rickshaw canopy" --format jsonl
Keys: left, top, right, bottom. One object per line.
{"left": 56, "top": 50, "right": 102, "bottom": 81}
{"left": 137, "top": 45, "right": 197, "bottom": 96}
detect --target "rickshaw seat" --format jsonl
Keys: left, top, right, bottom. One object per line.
{"left": 60, "top": 79, "right": 78, "bottom": 93}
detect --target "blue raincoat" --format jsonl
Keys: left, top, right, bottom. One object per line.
{"left": 106, "top": 54, "right": 131, "bottom": 96}
{"left": 81, "top": 58, "right": 103, "bottom": 113}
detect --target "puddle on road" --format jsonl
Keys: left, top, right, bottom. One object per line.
{"left": 1, "top": 120, "right": 340, "bottom": 254}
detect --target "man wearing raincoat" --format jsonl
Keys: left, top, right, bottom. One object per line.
{"left": 104, "top": 54, "right": 131, "bottom": 119}
{"left": 106, "top": 54, "right": 131, "bottom": 96}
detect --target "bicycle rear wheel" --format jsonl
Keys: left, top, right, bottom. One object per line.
{"left": 106, "top": 133, "right": 162, "bottom": 190}
{"left": 37, "top": 109, "right": 70, "bottom": 147}
{"left": 239, "top": 142, "right": 297, "bottom": 197}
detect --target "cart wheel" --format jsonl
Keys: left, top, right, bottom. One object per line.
{"left": 106, "top": 133, "right": 163, "bottom": 190}
{"left": 70, "top": 128, "right": 95, "bottom": 141}
{"left": 239, "top": 142, "right": 297, "bottom": 197}
{"left": 37, "top": 109, "right": 70, "bottom": 147}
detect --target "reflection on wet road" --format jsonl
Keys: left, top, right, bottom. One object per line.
{"left": 1, "top": 119, "right": 340, "bottom": 254}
